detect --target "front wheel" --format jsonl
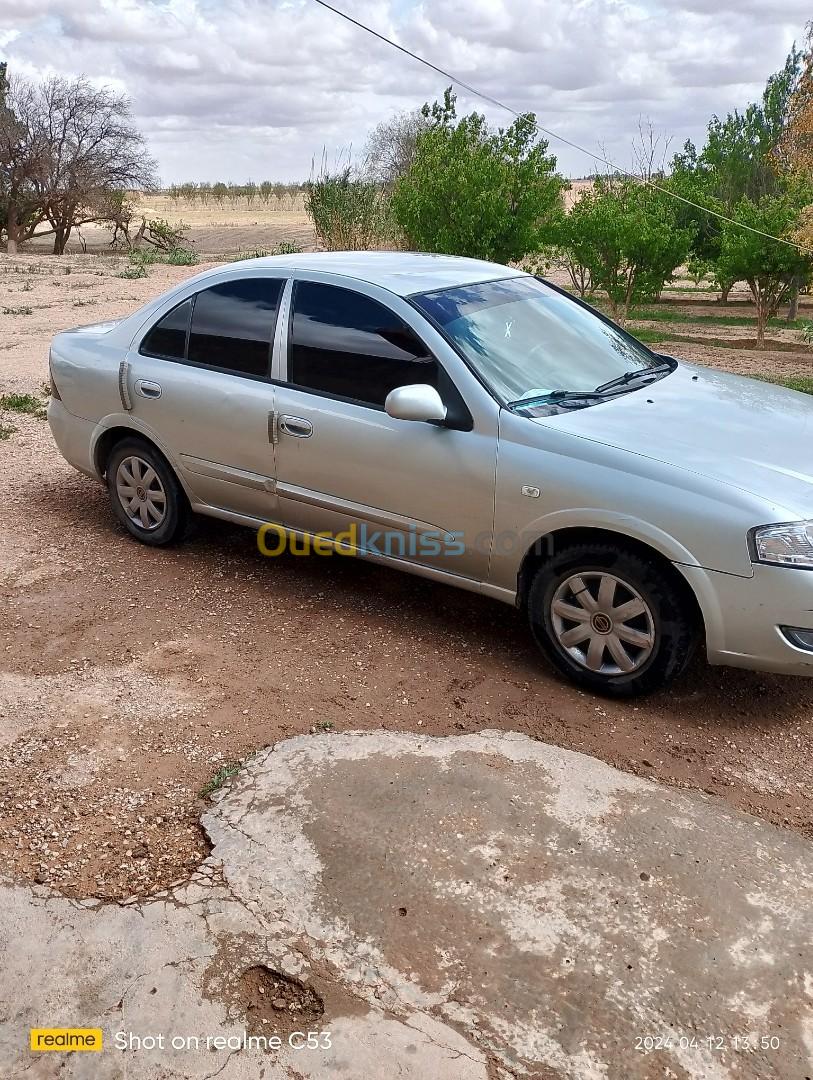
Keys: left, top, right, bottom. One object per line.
{"left": 528, "top": 542, "right": 697, "bottom": 697}
{"left": 106, "top": 437, "right": 189, "bottom": 546}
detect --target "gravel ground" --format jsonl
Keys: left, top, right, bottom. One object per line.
{"left": 1, "top": 253, "right": 813, "bottom": 902}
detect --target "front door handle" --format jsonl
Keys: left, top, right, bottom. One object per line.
{"left": 135, "top": 379, "right": 162, "bottom": 399}
{"left": 279, "top": 415, "right": 313, "bottom": 438}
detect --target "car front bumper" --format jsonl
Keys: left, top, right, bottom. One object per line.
{"left": 680, "top": 561, "right": 813, "bottom": 676}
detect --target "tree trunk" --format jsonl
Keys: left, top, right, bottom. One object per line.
{"left": 6, "top": 219, "right": 19, "bottom": 254}
{"left": 755, "top": 299, "right": 767, "bottom": 349}
{"left": 52, "top": 224, "right": 71, "bottom": 255}
{"left": 787, "top": 277, "right": 800, "bottom": 322}
{"left": 720, "top": 283, "right": 731, "bottom": 303}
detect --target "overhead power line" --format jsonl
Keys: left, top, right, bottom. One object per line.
{"left": 312, "top": 0, "right": 810, "bottom": 253}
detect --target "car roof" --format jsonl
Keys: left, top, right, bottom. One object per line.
{"left": 225, "top": 251, "right": 527, "bottom": 297}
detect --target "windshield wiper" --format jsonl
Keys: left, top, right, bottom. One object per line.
{"left": 593, "top": 360, "right": 673, "bottom": 395}
{"left": 507, "top": 390, "right": 608, "bottom": 410}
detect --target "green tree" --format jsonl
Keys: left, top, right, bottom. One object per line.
{"left": 559, "top": 177, "right": 694, "bottom": 322}
{"left": 716, "top": 192, "right": 813, "bottom": 348}
{"left": 668, "top": 45, "right": 805, "bottom": 303}
{"left": 391, "top": 88, "right": 564, "bottom": 262}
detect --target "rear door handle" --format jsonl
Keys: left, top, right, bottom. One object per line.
{"left": 279, "top": 415, "right": 313, "bottom": 438}
{"left": 135, "top": 379, "right": 162, "bottom": 399}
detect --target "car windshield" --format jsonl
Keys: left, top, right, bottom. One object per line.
{"left": 412, "top": 276, "right": 661, "bottom": 407}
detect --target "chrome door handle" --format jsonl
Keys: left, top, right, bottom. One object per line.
{"left": 135, "top": 379, "right": 162, "bottom": 399}
{"left": 279, "top": 415, "right": 313, "bottom": 438}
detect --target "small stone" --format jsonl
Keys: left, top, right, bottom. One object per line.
{"left": 271, "top": 998, "right": 286, "bottom": 1011}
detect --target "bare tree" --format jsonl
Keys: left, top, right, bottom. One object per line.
{"left": 363, "top": 108, "right": 428, "bottom": 186}
{"left": 631, "top": 117, "right": 672, "bottom": 182}
{"left": 1, "top": 70, "right": 156, "bottom": 254}
{"left": 35, "top": 77, "right": 157, "bottom": 253}
{"left": 0, "top": 71, "right": 49, "bottom": 253}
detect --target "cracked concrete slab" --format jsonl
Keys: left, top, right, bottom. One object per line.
{"left": 1, "top": 730, "right": 812, "bottom": 1079}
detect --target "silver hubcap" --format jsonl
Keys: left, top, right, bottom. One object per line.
{"left": 115, "top": 455, "right": 167, "bottom": 531}
{"left": 551, "top": 571, "right": 655, "bottom": 675}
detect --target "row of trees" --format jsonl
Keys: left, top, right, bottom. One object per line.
{"left": 0, "top": 64, "right": 156, "bottom": 254}
{"left": 308, "top": 24, "right": 812, "bottom": 347}
{"left": 166, "top": 180, "right": 303, "bottom": 207}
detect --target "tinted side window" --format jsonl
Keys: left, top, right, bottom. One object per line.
{"left": 289, "top": 282, "right": 438, "bottom": 407}
{"left": 188, "top": 278, "right": 283, "bottom": 377}
{"left": 141, "top": 298, "right": 192, "bottom": 360}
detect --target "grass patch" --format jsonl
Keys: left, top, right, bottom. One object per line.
{"left": 0, "top": 392, "right": 47, "bottom": 417}
{"left": 665, "top": 284, "right": 719, "bottom": 293}
{"left": 628, "top": 308, "right": 809, "bottom": 330}
{"left": 117, "top": 247, "right": 198, "bottom": 277}
{"left": 133, "top": 247, "right": 198, "bottom": 266}
{"left": 2, "top": 306, "right": 33, "bottom": 316}
{"left": 0, "top": 423, "right": 15, "bottom": 440}
{"left": 626, "top": 328, "right": 810, "bottom": 353}
{"left": 200, "top": 761, "right": 243, "bottom": 797}
{"left": 234, "top": 241, "right": 303, "bottom": 261}
{"left": 628, "top": 327, "right": 668, "bottom": 344}
{"left": 118, "top": 263, "right": 148, "bottom": 279}
{"left": 750, "top": 374, "right": 813, "bottom": 395}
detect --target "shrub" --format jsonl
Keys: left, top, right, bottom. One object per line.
{"left": 144, "top": 217, "right": 189, "bottom": 252}
{"left": 166, "top": 247, "right": 198, "bottom": 265}
{"left": 305, "top": 164, "right": 392, "bottom": 250}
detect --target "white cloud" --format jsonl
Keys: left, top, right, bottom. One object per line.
{"left": 0, "top": 0, "right": 807, "bottom": 182}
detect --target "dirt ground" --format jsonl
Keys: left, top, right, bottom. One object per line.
{"left": 1, "top": 249, "right": 813, "bottom": 903}
{"left": 24, "top": 195, "right": 315, "bottom": 256}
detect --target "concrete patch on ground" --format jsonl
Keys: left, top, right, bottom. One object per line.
{"left": 1, "top": 730, "right": 812, "bottom": 1079}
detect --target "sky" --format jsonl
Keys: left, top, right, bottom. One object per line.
{"left": 0, "top": 0, "right": 810, "bottom": 184}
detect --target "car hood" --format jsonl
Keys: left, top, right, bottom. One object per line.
{"left": 535, "top": 362, "right": 813, "bottom": 516}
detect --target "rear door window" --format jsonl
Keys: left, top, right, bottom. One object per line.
{"left": 188, "top": 278, "right": 283, "bottom": 377}
{"left": 140, "top": 278, "right": 283, "bottom": 379}
{"left": 140, "top": 298, "right": 192, "bottom": 361}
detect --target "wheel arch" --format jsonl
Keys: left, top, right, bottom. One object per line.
{"left": 516, "top": 525, "right": 706, "bottom": 639}
{"left": 91, "top": 418, "right": 184, "bottom": 483}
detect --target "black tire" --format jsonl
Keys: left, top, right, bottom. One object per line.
{"left": 105, "top": 437, "right": 189, "bottom": 547}
{"left": 527, "top": 542, "right": 697, "bottom": 697}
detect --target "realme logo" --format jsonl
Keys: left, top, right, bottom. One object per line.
{"left": 30, "top": 1028, "right": 103, "bottom": 1052}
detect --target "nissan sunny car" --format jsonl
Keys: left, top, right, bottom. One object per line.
{"left": 47, "top": 251, "right": 813, "bottom": 696}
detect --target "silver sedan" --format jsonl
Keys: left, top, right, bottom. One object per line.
{"left": 47, "top": 251, "right": 813, "bottom": 695}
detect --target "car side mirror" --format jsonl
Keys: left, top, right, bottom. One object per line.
{"left": 385, "top": 384, "right": 448, "bottom": 423}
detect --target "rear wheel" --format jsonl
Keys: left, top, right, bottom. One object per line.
{"left": 528, "top": 542, "right": 696, "bottom": 697}
{"left": 106, "top": 438, "right": 189, "bottom": 546}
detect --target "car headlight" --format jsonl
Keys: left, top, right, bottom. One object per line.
{"left": 751, "top": 521, "right": 813, "bottom": 569}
